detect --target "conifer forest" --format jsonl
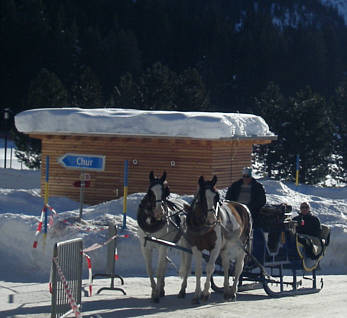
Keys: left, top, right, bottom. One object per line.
{"left": 1, "top": 0, "right": 347, "bottom": 184}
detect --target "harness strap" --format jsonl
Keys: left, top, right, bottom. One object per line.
{"left": 241, "top": 242, "right": 271, "bottom": 279}
{"left": 168, "top": 217, "right": 183, "bottom": 243}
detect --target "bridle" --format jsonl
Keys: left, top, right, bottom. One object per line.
{"left": 138, "top": 171, "right": 186, "bottom": 238}
{"left": 144, "top": 181, "right": 167, "bottom": 219}
{"left": 192, "top": 179, "right": 220, "bottom": 227}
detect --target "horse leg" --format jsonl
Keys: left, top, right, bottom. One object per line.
{"left": 201, "top": 245, "right": 219, "bottom": 302}
{"left": 220, "top": 249, "right": 233, "bottom": 301}
{"left": 178, "top": 239, "right": 192, "bottom": 298}
{"left": 141, "top": 245, "right": 157, "bottom": 300}
{"left": 192, "top": 247, "right": 202, "bottom": 304}
{"left": 153, "top": 245, "right": 168, "bottom": 302}
{"left": 230, "top": 249, "right": 246, "bottom": 301}
{"left": 201, "top": 229, "right": 222, "bottom": 302}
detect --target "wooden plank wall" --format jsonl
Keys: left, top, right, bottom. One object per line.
{"left": 211, "top": 140, "right": 252, "bottom": 190}
{"left": 35, "top": 134, "right": 268, "bottom": 204}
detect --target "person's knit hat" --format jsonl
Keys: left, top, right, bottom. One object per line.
{"left": 242, "top": 167, "right": 252, "bottom": 177}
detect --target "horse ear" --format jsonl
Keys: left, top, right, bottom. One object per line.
{"left": 198, "top": 176, "right": 205, "bottom": 187}
{"left": 211, "top": 175, "right": 218, "bottom": 186}
{"left": 149, "top": 171, "right": 154, "bottom": 182}
{"left": 160, "top": 171, "right": 167, "bottom": 183}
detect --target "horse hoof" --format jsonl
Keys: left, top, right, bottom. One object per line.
{"left": 178, "top": 290, "right": 186, "bottom": 298}
{"left": 201, "top": 294, "right": 210, "bottom": 302}
{"left": 151, "top": 297, "right": 160, "bottom": 303}
{"left": 192, "top": 297, "right": 200, "bottom": 305}
{"left": 160, "top": 290, "right": 165, "bottom": 297}
{"left": 223, "top": 289, "right": 236, "bottom": 301}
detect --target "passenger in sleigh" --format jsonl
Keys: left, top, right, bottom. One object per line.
{"left": 293, "top": 202, "right": 323, "bottom": 259}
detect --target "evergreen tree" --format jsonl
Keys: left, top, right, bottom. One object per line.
{"left": 110, "top": 72, "right": 143, "bottom": 108}
{"left": 14, "top": 68, "right": 69, "bottom": 169}
{"left": 286, "top": 88, "right": 335, "bottom": 184}
{"left": 13, "top": 132, "right": 41, "bottom": 169}
{"left": 255, "top": 84, "right": 335, "bottom": 184}
{"left": 1, "top": 0, "right": 347, "bottom": 182}
{"left": 332, "top": 82, "right": 347, "bottom": 182}
{"left": 27, "top": 68, "right": 68, "bottom": 108}
{"left": 254, "top": 82, "right": 288, "bottom": 178}
{"left": 111, "top": 63, "right": 209, "bottom": 111}
{"left": 137, "top": 62, "right": 178, "bottom": 110}
{"left": 70, "top": 66, "right": 104, "bottom": 107}
{"left": 117, "top": 29, "right": 142, "bottom": 79}
{"left": 174, "top": 67, "right": 209, "bottom": 111}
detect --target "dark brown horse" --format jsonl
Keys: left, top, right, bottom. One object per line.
{"left": 185, "top": 175, "right": 252, "bottom": 303}
{"left": 137, "top": 171, "right": 191, "bottom": 302}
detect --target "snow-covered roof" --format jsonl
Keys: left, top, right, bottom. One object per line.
{"left": 15, "top": 108, "right": 276, "bottom": 140}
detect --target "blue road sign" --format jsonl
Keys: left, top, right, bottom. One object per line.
{"left": 58, "top": 153, "right": 105, "bottom": 171}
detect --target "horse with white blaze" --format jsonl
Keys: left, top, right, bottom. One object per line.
{"left": 137, "top": 171, "right": 192, "bottom": 302}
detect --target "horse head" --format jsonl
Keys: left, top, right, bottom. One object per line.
{"left": 145, "top": 171, "right": 170, "bottom": 220}
{"left": 189, "top": 175, "right": 220, "bottom": 227}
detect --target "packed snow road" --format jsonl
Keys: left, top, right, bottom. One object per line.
{"left": 1, "top": 275, "right": 346, "bottom": 317}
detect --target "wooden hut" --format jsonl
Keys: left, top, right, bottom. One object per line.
{"left": 15, "top": 108, "right": 277, "bottom": 204}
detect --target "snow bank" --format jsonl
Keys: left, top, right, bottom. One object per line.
{"left": 0, "top": 168, "right": 347, "bottom": 281}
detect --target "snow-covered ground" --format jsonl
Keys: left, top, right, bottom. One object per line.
{"left": 1, "top": 166, "right": 347, "bottom": 283}
{"left": 1, "top": 140, "right": 347, "bottom": 317}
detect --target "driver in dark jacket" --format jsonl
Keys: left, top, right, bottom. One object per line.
{"left": 225, "top": 167, "right": 266, "bottom": 228}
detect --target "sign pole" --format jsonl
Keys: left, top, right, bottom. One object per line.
{"left": 43, "top": 156, "right": 49, "bottom": 247}
{"left": 122, "top": 160, "right": 128, "bottom": 229}
{"left": 79, "top": 172, "right": 85, "bottom": 220}
{"left": 296, "top": 154, "right": 300, "bottom": 186}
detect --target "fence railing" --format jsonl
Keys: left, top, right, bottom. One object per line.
{"left": 0, "top": 145, "right": 28, "bottom": 169}
{"left": 51, "top": 238, "right": 83, "bottom": 318}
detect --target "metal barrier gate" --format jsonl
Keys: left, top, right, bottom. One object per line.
{"left": 51, "top": 238, "right": 83, "bottom": 318}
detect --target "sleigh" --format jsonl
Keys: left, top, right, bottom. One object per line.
{"left": 211, "top": 203, "right": 331, "bottom": 297}
{"left": 144, "top": 202, "right": 330, "bottom": 298}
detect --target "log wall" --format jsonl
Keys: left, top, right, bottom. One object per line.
{"left": 31, "top": 134, "right": 271, "bottom": 205}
